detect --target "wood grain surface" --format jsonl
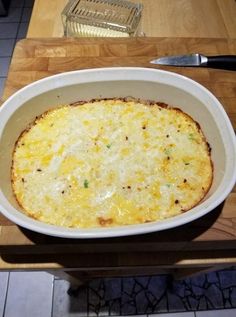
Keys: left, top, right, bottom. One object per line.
{"left": 27, "top": 0, "right": 236, "bottom": 38}
{"left": 0, "top": 37, "right": 236, "bottom": 270}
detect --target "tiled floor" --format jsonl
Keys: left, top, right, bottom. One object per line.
{"left": 0, "top": 0, "right": 34, "bottom": 98}
{"left": 52, "top": 270, "right": 236, "bottom": 316}
{"left": 4, "top": 271, "right": 53, "bottom": 317}
{"left": 0, "top": 270, "right": 236, "bottom": 317}
{"left": 0, "top": 1, "right": 236, "bottom": 317}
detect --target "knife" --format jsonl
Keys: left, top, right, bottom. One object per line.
{"left": 150, "top": 54, "right": 236, "bottom": 71}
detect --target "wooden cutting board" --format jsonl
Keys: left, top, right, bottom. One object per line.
{"left": 1, "top": 37, "right": 236, "bottom": 256}
{"left": 3, "top": 37, "right": 236, "bottom": 128}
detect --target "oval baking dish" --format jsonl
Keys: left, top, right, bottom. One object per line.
{"left": 0, "top": 67, "right": 235, "bottom": 238}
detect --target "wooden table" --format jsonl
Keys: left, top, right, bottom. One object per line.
{"left": 27, "top": 0, "right": 236, "bottom": 39}
{"left": 0, "top": 37, "right": 236, "bottom": 282}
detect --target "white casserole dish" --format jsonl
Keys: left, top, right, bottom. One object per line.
{"left": 0, "top": 67, "right": 235, "bottom": 238}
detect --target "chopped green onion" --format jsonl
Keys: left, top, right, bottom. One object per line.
{"left": 106, "top": 144, "right": 111, "bottom": 149}
{"left": 188, "top": 133, "right": 195, "bottom": 140}
{"left": 84, "top": 179, "right": 89, "bottom": 188}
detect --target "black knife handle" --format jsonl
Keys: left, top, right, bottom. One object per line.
{"left": 206, "top": 55, "right": 236, "bottom": 71}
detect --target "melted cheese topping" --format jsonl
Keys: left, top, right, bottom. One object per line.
{"left": 12, "top": 99, "right": 213, "bottom": 228}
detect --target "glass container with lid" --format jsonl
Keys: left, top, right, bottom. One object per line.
{"left": 62, "top": 0, "right": 143, "bottom": 37}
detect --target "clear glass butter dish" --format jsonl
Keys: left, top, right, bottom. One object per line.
{"left": 61, "top": 0, "right": 143, "bottom": 37}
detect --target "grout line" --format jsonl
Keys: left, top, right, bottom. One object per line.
{"left": 2, "top": 272, "right": 10, "bottom": 317}
{"left": 50, "top": 277, "right": 55, "bottom": 317}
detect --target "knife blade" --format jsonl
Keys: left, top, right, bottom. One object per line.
{"left": 150, "top": 54, "right": 236, "bottom": 71}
